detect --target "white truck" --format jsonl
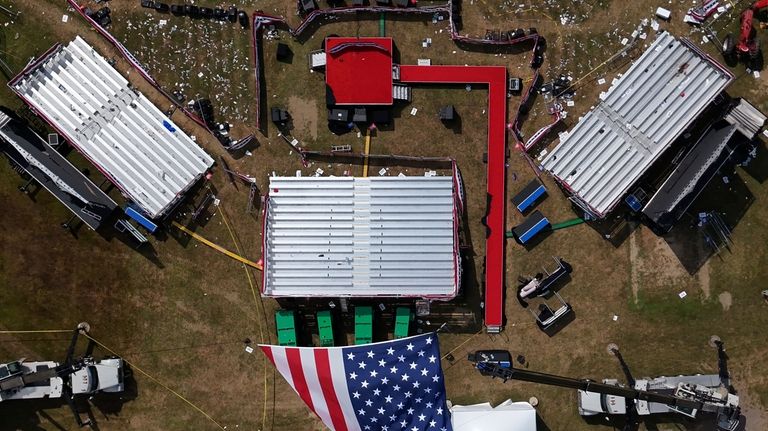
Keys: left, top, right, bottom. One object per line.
{"left": 0, "top": 357, "right": 125, "bottom": 402}
{"left": 471, "top": 341, "right": 740, "bottom": 431}
{"left": 578, "top": 374, "right": 739, "bottom": 420}
{"left": 69, "top": 357, "right": 125, "bottom": 395}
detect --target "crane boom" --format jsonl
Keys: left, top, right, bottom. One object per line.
{"left": 470, "top": 348, "right": 740, "bottom": 431}
{"left": 474, "top": 362, "right": 703, "bottom": 410}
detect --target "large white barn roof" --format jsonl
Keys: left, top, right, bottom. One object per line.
{"left": 10, "top": 36, "right": 214, "bottom": 218}
{"left": 262, "top": 176, "right": 459, "bottom": 298}
{"left": 541, "top": 32, "right": 733, "bottom": 217}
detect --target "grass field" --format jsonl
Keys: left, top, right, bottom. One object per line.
{"left": 0, "top": 0, "right": 767, "bottom": 430}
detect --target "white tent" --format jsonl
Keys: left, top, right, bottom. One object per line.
{"left": 451, "top": 400, "right": 537, "bottom": 431}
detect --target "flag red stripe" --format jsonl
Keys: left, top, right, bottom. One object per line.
{"left": 260, "top": 346, "right": 275, "bottom": 365}
{"left": 286, "top": 348, "right": 316, "bottom": 414}
{"left": 315, "top": 349, "right": 349, "bottom": 431}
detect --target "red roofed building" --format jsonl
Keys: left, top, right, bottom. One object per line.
{"left": 325, "top": 37, "right": 394, "bottom": 105}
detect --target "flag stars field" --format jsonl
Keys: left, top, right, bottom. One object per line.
{"left": 260, "top": 333, "right": 452, "bottom": 431}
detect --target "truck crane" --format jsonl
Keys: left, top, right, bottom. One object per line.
{"left": 0, "top": 323, "right": 125, "bottom": 427}
{"left": 468, "top": 340, "right": 740, "bottom": 431}
{"left": 722, "top": 0, "right": 768, "bottom": 62}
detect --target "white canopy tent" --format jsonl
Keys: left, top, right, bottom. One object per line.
{"left": 450, "top": 400, "right": 537, "bottom": 431}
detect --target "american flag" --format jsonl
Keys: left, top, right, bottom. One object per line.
{"left": 260, "top": 332, "right": 453, "bottom": 431}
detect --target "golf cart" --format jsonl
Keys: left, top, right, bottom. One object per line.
{"left": 516, "top": 256, "right": 572, "bottom": 306}
{"left": 529, "top": 291, "right": 573, "bottom": 335}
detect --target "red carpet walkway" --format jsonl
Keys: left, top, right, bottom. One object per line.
{"left": 399, "top": 65, "right": 507, "bottom": 332}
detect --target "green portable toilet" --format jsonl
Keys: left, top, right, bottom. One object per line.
{"left": 354, "top": 306, "right": 373, "bottom": 345}
{"left": 275, "top": 310, "right": 297, "bottom": 346}
{"left": 394, "top": 307, "right": 412, "bottom": 339}
{"left": 317, "top": 310, "right": 334, "bottom": 347}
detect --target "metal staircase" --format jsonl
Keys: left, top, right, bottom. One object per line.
{"left": 5, "top": 138, "right": 89, "bottom": 205}
{"left": 393, "top": 83, "right": 411, "bottom": 102}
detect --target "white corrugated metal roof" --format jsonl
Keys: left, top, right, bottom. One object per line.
{"left": 11, "top": 36, "right": 214, "bottom": 218}
{"left": 263, "top": 176, "right": 459, "bottom": 298}
{"left": 541, "top": 32, "right": 733, "bottom": 216}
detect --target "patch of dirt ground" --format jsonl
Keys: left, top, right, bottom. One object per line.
{"left": 718, "top": 291, "right": 732, "bottom": 311}
{"left": 630, "top": 228, "right": 715, "bottom": 301}
{"left": 698, "top": 260, "right": 711, "bottom": 299}
{"left": 287, "top": 96, "right": 319, "bottom": 140}
{"left": 740, "top": 403, "right": 768, "bottom": 431}
{"left": 630, "top": 228, "right": 689, "bottom": 301}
